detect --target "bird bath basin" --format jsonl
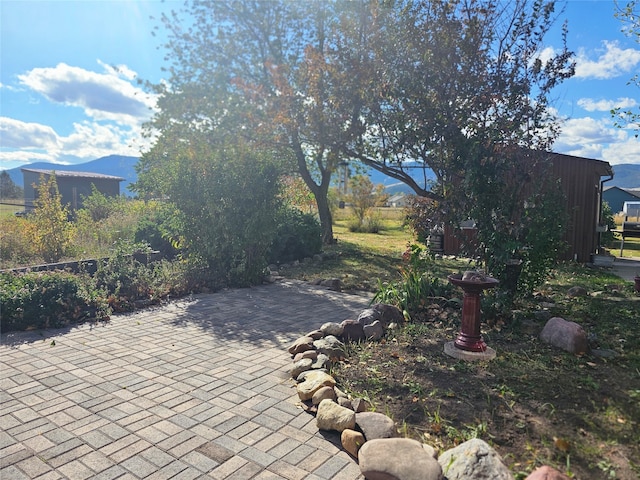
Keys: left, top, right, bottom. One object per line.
{"left": 445, "top": 272, "right": 499, "bottom": 361}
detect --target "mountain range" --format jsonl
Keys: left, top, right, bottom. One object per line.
{"left": 4, "top": 155, "right": 640, "bottom": 196}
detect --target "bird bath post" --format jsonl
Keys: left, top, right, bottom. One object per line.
{"left": 445, "top": 272, "right": 499, "bottom": 361}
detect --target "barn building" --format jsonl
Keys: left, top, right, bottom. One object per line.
{"left": 22, "top": 168, "right": 124, "bottom": 212}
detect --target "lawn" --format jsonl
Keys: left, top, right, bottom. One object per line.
{"left": 0, "top": 201, "right": 24, "bottom": 217}
{"left": 284, "top": 211, "right": 640, "bottom": 480}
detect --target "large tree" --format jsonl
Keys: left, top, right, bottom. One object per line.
{"left": 614, "top": 0, "right": 639, "bottom": 136}
{"left": 140, "top": 0, "right": 574, "bottom": 269}
{"left": 341, "top": 0, "right": 575, "bottom": 286}
{"left": 138, "top": 0, "right": 373, "bottom": 244}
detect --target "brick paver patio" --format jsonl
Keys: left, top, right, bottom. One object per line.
{"left": 1, "top": 280, "right": 372, "bottom": 479}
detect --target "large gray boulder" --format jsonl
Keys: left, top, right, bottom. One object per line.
{"left": 356, "top": 412, "right": 397, "bottom": 440}
{"left": 358, "top": 438, "right": 442, "bottom": 480}
{"left": 438, "top": 438, "right": 514, "bottom": 480}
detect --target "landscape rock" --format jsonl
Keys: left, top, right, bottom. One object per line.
{"left": 358, "top": 438, "right": 443, "bottom": 480}
{"left": 358, "top": 308, "right": 382, "bottom": 327}
{"left": 311, "top": 353, "right": 331, "bottom": 370}
{"left": 293, "top": 350, "right": 318, "bottom": 362}
{"left": 372, "top": 303, "right": 405, "bottom": 328}
{"left": 338, "top": 396, "right": 353, "bottom": 409}
{"left": 320, "top": 322, "right": 344, "bottom": 337}
{"left": 341, "top": 319, "right": 365, "bottom": 342}
{"left": 316, "top": 399, "right": 356, "bottom": 432}
{"left": 356, "top": 411, "right": 397, "bottom": 440}
{"left": 296, "top": 369, "right": 327, "bottom": 382}
{"left": 312, "top": 386, "right": 337, "bottom": 405}
{"left": 341, "top": 429, "right": 366, "bottom": 458}
{"left": 540, "top": 317, "right": 589, "bottom": 354}
{"left": 313, "top": 335, "right": 346, "bottom": 360}
{"left": 351, "top": 397, "right": 370, "bottom": 413}
{"left": 525, "top": 465, "right": 571, "bottom": 480}
{"left": 567, "top": 286, "right": 588, "bottom": 297}
{"left": 305, "top": 329, "right": 325, "bottom": 340}
{"left": 288, "top": 336, "right": 315, "bottom": 355}
{"left": 363, "top": 320, "right": 384, "bottom": 341}
{"left": 296, "top": 371, "right": 336, "bottom": 401}
{"left": 290, "top": 358, "right": 313, "bottom": 379}
{"left": 438, "top": 438, "right": 513, "bottom": 480}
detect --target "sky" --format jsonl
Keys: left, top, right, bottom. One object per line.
{"left": 1, "top": 0, "right": 639, "bottom": 172}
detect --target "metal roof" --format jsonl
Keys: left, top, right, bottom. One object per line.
{"left": 21, "top": 168, "right": 124, "bottom": 181}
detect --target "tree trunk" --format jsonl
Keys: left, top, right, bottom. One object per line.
{"left": 315, "top": 188, "right": 334, "bottom": 244}
{"left": 291, "top": 135, "right": 335, "bottom": 245}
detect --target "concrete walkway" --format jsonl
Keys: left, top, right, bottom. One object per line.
{"left": 611, "top": 256, "right": 640, "bottom": 282}
{"left": 1, "top": 281, "right": 372, "bottom": 480}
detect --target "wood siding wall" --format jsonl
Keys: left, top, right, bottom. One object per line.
{"left": 441, "top": 153, "right": 613, "bottom": 263}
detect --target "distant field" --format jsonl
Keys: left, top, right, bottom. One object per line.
{"left": 0, "top": 202, "right": 24, "bottom": 217}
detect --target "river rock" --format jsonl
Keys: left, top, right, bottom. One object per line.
{"left": 305, "top": 329, "right": 325, "bottom": 340}
{"left": 290, "top": 358, "right": 313, "bottom": 379}
{"left": 341, "top": 319, "right": 365, "bottom": 342}
{"left": 316, "top": 399, "right": 356, "bottom": 432}
{"left": 438, "top": 438, "right": 513, "bottom": 480}
{"left": 372, "top": 303, "right": 405, "bottom": 327}
{"left": 293, "top": 350, "right": 318, "bottom": 362}
{"left": 351, "top": 397, "right": 370, "bottom": 413}
{"left": 341, "top": 429, "right": 366, "bottom": 458}
{"left": 358, "top": 438, "right": 443, "bottom": 480}
{"left": 358, "top": 308, "right": 382, "bottom": 327}
{"left": 296, "top": 371, "right": 336, "bottom": 401}
{"left": 540, "top": 317, "right": 589, "bottom": 354}
{"left": 320, "top": 322, "right": 344, "bottom": 337}
{"left": 288, "top": 336, "right": 315, "bottom": 355}
{"left": 311, "top": 386, "right": 337, "bottom": 405}
{"left": 313, "top": 335, "right": 345, "bottom": 360}
{"left": 363, "top": 320, "right": 384, "bottom": 341}
{"left": 356, "top": 411, "right": 397, "bottom": 440}
{"left": 525, "top": 465, "right": 571, "bottom": 479}
{"left": 311, "top": 352, "right": 331, "bottom": 370}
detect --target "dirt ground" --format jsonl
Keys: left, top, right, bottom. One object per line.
{"left": 333, "top": 304, "right": 640, "bottom": 480}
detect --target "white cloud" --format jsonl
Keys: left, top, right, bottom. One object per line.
{"left": 554, "top": 115, "right": 640, "bottom": 165}
{"left": 17, "top": 62, "right": 157, "bottom": 126}
{"left": 60, "top": 121, "right": 146, "bottom": 159}
{"left": 577, "top": 97, "right": 638, "bottom": 112}
{"left": 0, "top": 117, "right": 61, "bottom": 150}
{"left": 575, "top": 41, "right": 640, "bottom": 80}
{"left": 0, "top": 151, "right": 60, "bottom": 167}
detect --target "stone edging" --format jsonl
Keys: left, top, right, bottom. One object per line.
{"left": 286, "top": 301, "right": 571, "bottom": 480}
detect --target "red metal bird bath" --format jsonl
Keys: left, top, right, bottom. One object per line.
{"left": 445, "top": 272, "right": 499, "bottom": 361}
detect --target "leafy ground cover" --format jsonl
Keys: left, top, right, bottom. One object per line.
{"left": 283, "top": 210, "right": 640, "bottom": 479}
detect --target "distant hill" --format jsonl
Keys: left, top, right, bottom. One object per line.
{"left": 4, "top": 155, "right": 638, "bottom": 197}
{"left": 5, "top": 155, "right": 139, "bottom": 195}
{"left": 610, "top": 164, "right": 640, "bottom": 188}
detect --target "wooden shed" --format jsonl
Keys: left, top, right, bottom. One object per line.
{"left": 22, "top": 168, "right": 124, "bottom": 212}
{"left": 440, "top": 152, "right": 613, "bottom": 263}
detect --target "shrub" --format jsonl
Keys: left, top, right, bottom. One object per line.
{"left": 0, "top": 216, "right": 37, "bottom": 266}
{"left": 134, "top": 204, "right": 180, "bottom": 259}
{"left": 373, "top": 244, "right": 453, "bottom": 319}
{"left": 30, "top": 174, "right": 75, "bottom": 263}
{"left": 0, "top": 270, "right": 109, "bottom": 331}
{"left": 269, "top": 207, "right": 322, "bottom": 263}
{"left": 161, "top": 145, "right": 282, "bottom": 287}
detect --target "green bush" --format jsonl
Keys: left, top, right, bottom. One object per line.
{"left": 373, "top": 244, "right": 453, "bottom": 319}
{"left": 0, "top": 271, "right": 109, "bottom": 331}
{"left": 269, "top": 207, "right": 322, "bottom": 263}
{"left": 134, "top": 205, "right": 180, "bottom": 259}
{"left": 158, "top": 145, "right": 282, "bottom": 287}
